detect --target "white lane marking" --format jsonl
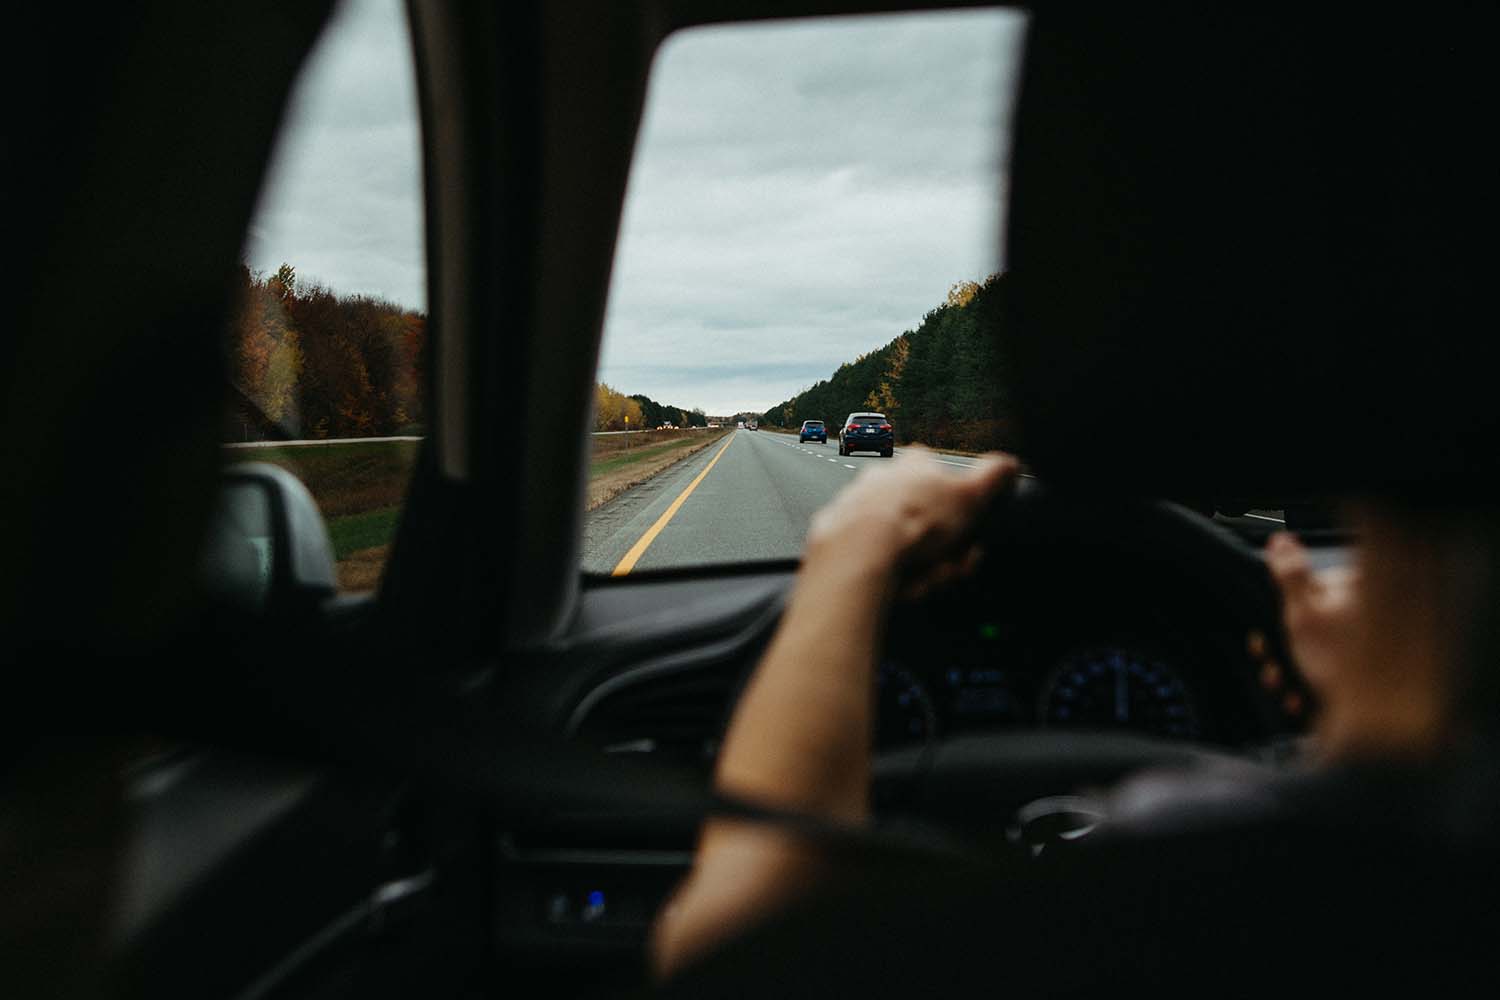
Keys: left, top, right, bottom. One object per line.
{"left": 844, "top": 464, "right": 856, "bottom": 469}
{"left": 828, "top": 458, "right": 838, "bottom": 463}
{"left": 1244, "top": 513, "right": 1287, "bottom": 524}
{"left": 935, "top": 459, "right": 975, "bottom": 469}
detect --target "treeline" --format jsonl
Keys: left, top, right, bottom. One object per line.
{"left": 595, "top": 382, "right": 707, "bottom": 430}
{"left": 762, "top": 273, "right": 1011, "bottom": 451}
{"left": 227, "top": 263, "right": 426, "bottom": 440}
{"left": 633, "top": 394, "right": 707, "bottom": 429}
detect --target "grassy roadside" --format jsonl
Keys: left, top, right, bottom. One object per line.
{"left": 226, "top": 429, "right": 728, "bottom": 591}
{"left": 226, "top": 442, "right": 420, "bottom": 592}
{"left": 232, "top": 440, "right": 422, "bottom": 518}
{"left": 326, "top": 505, "right": 403, "bottom": 559}
{"left": 592, "top": 427, "right": 711, "bottom": 456}
{"left": 592, "top": 436, "right": 713, "bottom": 478}
{"left": 587, "top": 429, "right": 729, "bottom": 510}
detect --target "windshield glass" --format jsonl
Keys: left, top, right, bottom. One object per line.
{"left": 582, "top": 9, "right": 1027, "bottom": 576}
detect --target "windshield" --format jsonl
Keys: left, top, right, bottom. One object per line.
{"left": 581, "top": 9, "right": 1027, "bottom": 576}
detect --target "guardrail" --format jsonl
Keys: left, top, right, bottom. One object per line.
{"left": 224, "top": 429, "right": 719, "bottom": 447}
{"left": 223, "top": 435, "right": 424, "bottom": 449}
{"left": 592, "top": 427, "right": 712, "bottom": 436}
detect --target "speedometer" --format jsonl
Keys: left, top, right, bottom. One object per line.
{"left": 1039, "top": 647, "right": 1199, "bottom": 739}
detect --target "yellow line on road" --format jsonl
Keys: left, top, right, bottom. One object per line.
{"left": 611, "top": 434, "right": 736, "bottom": 576}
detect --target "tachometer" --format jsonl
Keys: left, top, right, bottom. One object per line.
{"left": 1039, "top": 647, "right": 1199, "bottom": 739}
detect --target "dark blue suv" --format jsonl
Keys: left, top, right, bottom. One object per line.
{"left": 838, "top": 412, "right": 894, "bottom": 457}
{"left": 798, "top": 419, "right": 827, "bottom": 443}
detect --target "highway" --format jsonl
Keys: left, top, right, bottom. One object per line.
{"left": 581, "top": 429, "right": 982, "bottom": 574}
{"left": 581, "top": 428, "right": 1292, "bottom": 576}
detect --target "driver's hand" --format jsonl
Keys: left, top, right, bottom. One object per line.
{"left": 1266, "top": 532, "right": 1362, "bottom": 709}
{"left": 1265, "top": 524, "right": 1447, "bottom": 759}
{"left": 805, "top": 447, "right": 1019, "bottom": 599}
{"left": 653, "top": 448, "right": 1017, "bottom": 979}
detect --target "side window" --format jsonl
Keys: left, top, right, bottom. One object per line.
{"left": 224, "top": 0, "right": 425, "bottom": 593}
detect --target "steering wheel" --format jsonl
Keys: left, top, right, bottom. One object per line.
{"left": 870, "top": 479, "right": 1305, "bottom": 850}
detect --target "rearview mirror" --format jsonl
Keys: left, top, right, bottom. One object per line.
{"left": 200, "top": 463, "right": 337, "bottom": 614}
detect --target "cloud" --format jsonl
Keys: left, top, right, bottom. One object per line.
{"left": 243, "top": 0, "right": 425, "bottom": 310}
{"left": 243, "top": 2, "right": 1027, "bottom": 415}
{"left": 600, "top": 9, "right": 1027, "bottom": 414}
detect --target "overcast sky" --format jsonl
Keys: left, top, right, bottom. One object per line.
{"left": 244, "top": 0, "right": 425, "bottom": 310}
{"left": 246, "top": 1, "right": 1026, "bottom": 416}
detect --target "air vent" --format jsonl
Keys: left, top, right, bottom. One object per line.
{"left": 572, "top": 670, "right": 736, "bottom": 766}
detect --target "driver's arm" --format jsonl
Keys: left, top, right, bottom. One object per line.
{"left": 651, "top": 449, "right": 1017, "bottom": 977}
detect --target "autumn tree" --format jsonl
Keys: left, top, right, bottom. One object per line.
{"left": 226, "top": 263, "right": 428, "bottom": 440}
{"left": 595, "top": 383, "right": 645, "bottom": 431}
{"left": 270, "top": 263, "right": 297, "bottom": 304}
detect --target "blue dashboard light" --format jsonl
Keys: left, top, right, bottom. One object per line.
{"left": 587, "top": 890, "right": 605, "bottom": 907}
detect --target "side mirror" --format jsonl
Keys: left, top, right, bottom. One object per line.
{"left": 200, "top": 462, "right": 337, "bottom": 614}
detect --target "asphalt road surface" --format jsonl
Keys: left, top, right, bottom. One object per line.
{"left": 580, "top": 429, "right": 1288, "bottom": 575}
{"left": 583, "top": 429, "right": 984, "bottom": 575}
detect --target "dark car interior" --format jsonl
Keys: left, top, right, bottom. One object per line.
{"left": 4, "top": 1, "right": 1497, "bottom": 997}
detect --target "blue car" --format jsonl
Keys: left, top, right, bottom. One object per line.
{"left": 799, "top": 419, "right": 827, "bottom": 443}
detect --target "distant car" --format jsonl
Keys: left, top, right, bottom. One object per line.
{"left": 799, "top": 419, "right": 827, "bottom": 443}
{"left": 748, "top": 420, "right": 758, "bottom": 431}
{"left": 737, "top": 421, "right": 745, "bottom": 428}
{"left": 838, "top": 411, "right": 894, "bottom": 457}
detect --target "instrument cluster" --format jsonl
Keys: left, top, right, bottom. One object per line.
{"left": 876, "top": 614, "right": 1217, "bottom": 750}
